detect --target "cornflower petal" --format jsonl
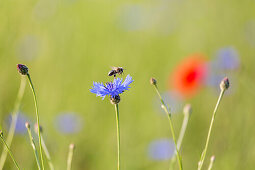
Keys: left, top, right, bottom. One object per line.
{"left": 90, "top": 75, "right": 133, "bottom": 99}
{"left": 122, "top": 74, "right": 133, "bottom": 89}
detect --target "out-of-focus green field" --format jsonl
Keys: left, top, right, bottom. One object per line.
{"left": 0, "top": 0, "right": 255, "bottom": 169}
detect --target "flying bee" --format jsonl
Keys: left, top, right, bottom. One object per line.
{"left": 108, "top": 67, "right": 124, "bottom": 77}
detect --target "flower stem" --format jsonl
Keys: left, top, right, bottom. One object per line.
{"left": 198, "top": 89, "right": 225, "bottom": 170}
{"left": 41, "top": 135, "right": 54, "bottom": 170}
{"left": 67, "top": 144, "right": 75, "bottom": 170}
{"left": 26, "top": 124, "right": 41, "bottom": 170}
{"left": 153, "top": 85, "right": 183, "bottom": 170}
{"left": 170, "top": 109, "right": 190, "bottom": 170}
{"left": 207, "top": 156, "right": 215, "bottom": 170}
{"left": 0, "top": 133, "right": 20, "bottom": 170}
{"left": 114, "top": 104, "right": 120, "bottom": 170}
{"left": 0, "top": 76, "right": 26, "bottom": 169}
{"left": 27, "top": 73, "right": 45, "bottom": 170}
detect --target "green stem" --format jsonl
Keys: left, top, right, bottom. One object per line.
{"left": 114, "top": 104, "right": 120, "bottom": 170}
{"left": 153, "top": 85, "right": 183, "bottom": 170}
{"left": 207, "top": 156, "right": 215, "bottom": 170}
{"left": 170, "top": 110, "right": 190, "bottom": 170}
{"left": 198, "top": 90, "right": 225, "bottom": 170}
{"left": 26, "top": 125, "right": 41, "bottom": 170}
{"left": 67, "top": 144, "right": 75, "bottom": 170}
{"left": 0, "top": 134, "right": 20, "bottom": 170}
{"left": 41, "top": 136, "right": 54, "bottom": 170}
{"left": 0, "top": 77, "right": 26, "bottom": 169}
{"left": 177, "top": 112, "right": 189, "bottom": 150}
{"left": 27, "top": 74, "right": 45, "bottom": 170}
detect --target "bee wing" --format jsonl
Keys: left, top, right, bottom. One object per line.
{"left": 111, "top": 66, "right": 118, "bottom": 70}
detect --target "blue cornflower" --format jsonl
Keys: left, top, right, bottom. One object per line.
{"left": 90, "top": 74, "right": 133, "bottom": 99}
{"left": 148, "top": 139, "right": 175, "bottom": 161}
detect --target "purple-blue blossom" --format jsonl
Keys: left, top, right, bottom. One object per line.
{"left": 148, "top": 139, "right": 175, "bottom": 161}
{"left": 90, "top": 74, "right": 133, "bottom": 99}
{"left": 213, "top": 47, "right": 240, "bottom": 70}
{"left": 55, "top": 112, "right": 83, "bottom": 134}
{"left": 5, "top": 112, "right": 30, "bottom": 134}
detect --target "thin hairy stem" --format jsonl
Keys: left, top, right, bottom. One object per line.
{"left": 0, "top": 134, "right": 20, "bottom": 170}
{"left": 41, "top": 136, "right": 54, "bottom": 170}
{"left": 67, "top": 144, "right": 75, "bottom": 170}
{"left": 0, "top": 77, "right": 26, "bottom": 169}
{"left": 198, "top": 90, "right": 225, "bottom": 170}
{"left": 26, "top": 125, "right": 41, "bottom": 170}
{"left": 27, "top": 74, "right": 45, "bottom": 170}
{"left": 115, "top": 104, "right": 121, "bottom": 170}
{"left": 170, "top": 110, "right": 190, "bottom": 170}
{"left": 153, "top": 85, "right": 183, "bottom": 170}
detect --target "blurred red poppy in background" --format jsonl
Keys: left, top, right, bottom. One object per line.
{"left": 170, "top": 54, "right": 208, "bottom": 98}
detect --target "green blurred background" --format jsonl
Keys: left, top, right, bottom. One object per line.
{"left": 0, "top": 0, "right": 255, "bottom": 169}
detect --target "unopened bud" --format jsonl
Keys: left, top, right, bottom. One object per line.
{"left": 25, "top": 122, "right": 30, "bottom": 129}
{"left": 210, "top": 155, "right": 215, "bottom": 162}
{"left": 183, "top": 104, "right": 192, "bottom": 115}
{"left": 150, "top": 77, "right": 157, "bottom": 86}
{"left": 69, "top": 143, "right": 75, "bottom": 150}
{"left": 0, "top": 130, "right": 3, "bottom": 137}
{"left": 34, "top": 123, "right": 43, "bottom": 134}
{"left": 17, "top": 64, "right": 29, "bottom": 75}
{"left": 110, "top": 95, "right": 121, "bottom": 104}
{"left": 220, "top": 77, "right": 230, "bottom": 91}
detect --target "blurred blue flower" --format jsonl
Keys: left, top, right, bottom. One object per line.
{"left": 90, "top": 75, "right": 133, "bottom": 99}
{"left": 244, "top": 20, "right": 255, "bottom": 47}
{"left": 118, "top": 5, "right": 146, "bottom": 31}
{"left": 16, "top": 35, "right": 40, "bottom": 61}
{"left": 206, "top": 72, "right": 225, "bottom": 88}
{"left": 5, "top": 112, "right": 30, "bottom": 134}
{"left": 213, "top": 47, "right": 240, "bottom": 70}
{"left": 33, "top": 0, "right": 57, "bottom": 20}
{"left": 148, "top": 139, "right": 175, "bottom": 160}
{"left": 55, "top": 112, "right": 83, "bottom": 134}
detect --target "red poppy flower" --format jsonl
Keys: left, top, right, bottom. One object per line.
{"left": 170, "top": 55, "right": 208, "bottom": 98}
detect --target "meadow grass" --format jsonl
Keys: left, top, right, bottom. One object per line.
{"left": 0, "top": 131, "right": 20, "bottom": 170}
{"left": 25, "top": 122, "right": 41, "bottom": 170}
{"left": 67, "top": 144, "right": 75, "bottom": 170}
{"left": 150, "top": 78, "right": 183, "bottom": 170}
{"left": 0, "top": 76, "right": 26, "bottom": 169}
{"left": 198, "top": 78, "right": 229, "bottom": 170}
{"left": 0, "top": 1, "right": 253, "bottom": 168}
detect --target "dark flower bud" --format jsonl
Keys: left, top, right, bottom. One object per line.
{"left": 220, "top": 77, "right": 230, "bottom": 91}
{"left": 17, "top": 64, "right": 29, "bottom": 75}
{"left": 34, "top": 123, "right": 43, "bottom": 134}
{"left": 110, "top": 95, "right": 121, "bottom": 104}
{"left": 150, "top": 77, "right": 157, "bottom": 86}
{"left": 183, "top": 104, "right": 192, "bottom": 115}
{"left": 25, "top": 122, "right": 30, "bottom": 129}
{"left": 0, "top": 130, "right": 3, "bottom": 137}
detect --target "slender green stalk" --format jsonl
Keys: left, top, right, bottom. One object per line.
{"left": 114, "top": 104, "right": 121, "bottom": 170}
{"left": 208, "top": 156, "right": 215, "bottom": 170}
{"left": 198, "top": 89, "right": 225, "bottom": 170}
{"left": 153, "top": 85, "right": 183, "bottom": 170}
{"left": 0, "top": 132, "right": 20, "bottom": 170}
{"left": 177, "top": 111, "right": 190, "bottom": 150}
{"left": 41, "top": 135, "right": 54, "bottom": 170}
{"left": 67, "top": 144, "right": 75, "bottom": 170}
{"left": 170, "top": 107, "right": 190, "bottom": 170}
{"left": 27, "top": 73, "right": 45, "bottom": 170}
{"left": 0, "top": 77, "right": 26, "bottom": 169}
{"left": 25, "top": 123, "right": 41, "bottom": 170}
